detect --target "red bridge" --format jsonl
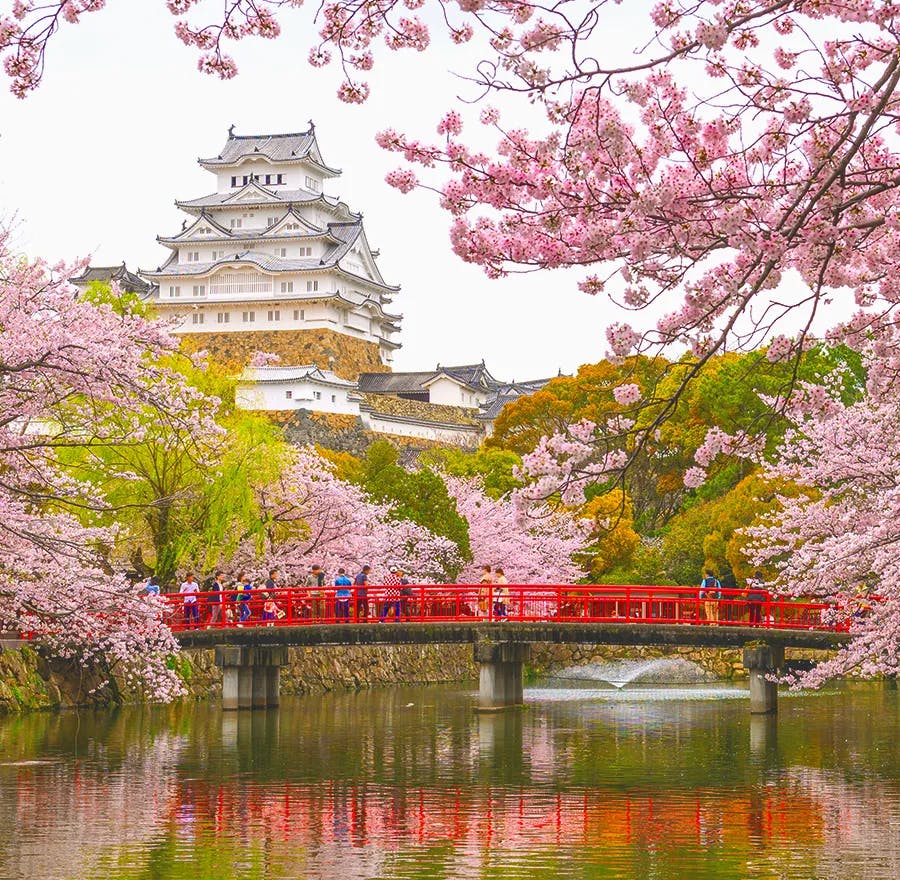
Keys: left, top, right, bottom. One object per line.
{"left": 163, "top": 583, "right": 846, "bottom": 634}
{"left": 167, "top": 585, "right": 852, "bottom": 716}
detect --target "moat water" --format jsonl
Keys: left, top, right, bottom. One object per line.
{"left": 0, "top": 680, "right": 898, "bottom": 879}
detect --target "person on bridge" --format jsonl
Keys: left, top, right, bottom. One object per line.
{"left": 354, "top": 565, "right": 370, "bottom": 621}
{"left": 335, "top": 568, "right": 352, "bottom": 622}
{"left": 380, "top": 566, "right": 402, "bottom": 622}
{"left": 206, "top": 571, "right": 225, "bottom": 628}
{"left": 234, "top": 573, "right": 253, "bottom": 625}
{"left": 399, "top": 568, "right": 414, "bottom": 621}
{"left": 179, "top": 573, "right": 200, "bottom": 629}
{"left": 478, "top": 565, "right": 494, "bottom": 618}
{"left": 746, "top": 570, "right": 767, "bottom": 625}
{"left": 305, "top": 565, "right": 326, "bottom": 619}
{"left": 493, "top": 568, "right": 509, "bottom": 618}
{"left": 700, "top": 570, "right": 722, "bottom": 624}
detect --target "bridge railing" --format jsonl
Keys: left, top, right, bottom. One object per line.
{"left": 163, "top": 584, "right": 845, "bottom": 633}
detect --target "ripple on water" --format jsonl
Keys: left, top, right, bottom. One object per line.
{"left": 526, "top": 684, "right": 750, "bottom": 702}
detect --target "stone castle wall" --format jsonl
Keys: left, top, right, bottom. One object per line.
{"left": 178, "top": 328, "right": 389, "bottom": 380}
{"left": 266, "top": 410, "right": 459, "bottom": 456}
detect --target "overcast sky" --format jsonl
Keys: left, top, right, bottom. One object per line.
{"left": 0, "top": 3, "right": 636, "bottom": 380}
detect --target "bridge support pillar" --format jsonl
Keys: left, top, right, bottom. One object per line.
{"left": 215, "top": 645, "right": 289, "bottom": 710}
{"left": 474, "top": 640, "right": 530, "bottom": 711}
{"left": 743, "top": 644, "right": 784, "bottom": 714}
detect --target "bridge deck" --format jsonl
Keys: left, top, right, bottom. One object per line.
{"left": 175, "top": 621, "right": 849, "bottom": 651}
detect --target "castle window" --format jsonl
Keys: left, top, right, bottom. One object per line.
{"left": 187, "top": 251, "right": 200, "bottom": 262}
{"left": 305, "top": 176, "right": 321, "bottom": 192}
{"left": 210, "top": 271, "right": 271, "bottom": 297}
{"left": 191, "top": 312, "right": 204, "bottom": 325}
{"left": 313, "top": 391, "right": 322, "bottom": 400}
{"left": 267, "top": 310, "right": 280, "bottom": 322}
{"left": 276, "top": 174, "right": 285, "bottom": 185}
{"left": 242, "top": 311, "right": 256, "bottom": 323}
{"left": 217, "top": 312, "right": 229, "bottom": 324}
{"left": 274, "top": 248, "right": 287, "bottom": 257}
{"left": 331, "top": 395, "right": 336, "bottom": 403}
{"left": 307, "top": 280, "right": 318, "bottom": 292}
{"left": 280, "top": 281, "right": 294, "bottom": 293}
{"left": 192, "top": 285, "right": 206, "bottom": 296}
{"left": 293, "top": 309, "right": 305, "bottom": 321}
{"left": 230, "top": 218, "right": 242, "bottom": 229}
{"left": 169, "top": 286, "right": 181, "bottom": 298}
{"left": 285, "top": 390, "right": 293, "bottom": 400}
{"left": 231, "top": 176, "right": 238, "bottom": 187}
{"left": 267, "top": 216, "right": 277, "bottom": 226}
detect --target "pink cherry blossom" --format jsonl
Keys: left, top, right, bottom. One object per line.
{"left": 612, "top": 383, "right": 641, "bottom": 406}
{"left": 748, "top": 374, "right": 900, "bottom": 685}
{"left": 0, "top": 228, "right": 218, "bottom": 700}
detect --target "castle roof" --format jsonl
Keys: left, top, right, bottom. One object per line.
{"left": 357, "top": 371, "right": 446, "bottom": 395}
{"left": 199, "top": 126, "right": 340, "bottom": 176}
{"left": 176, "top": 187, "right": 346, "bottom": 213}
{"left": 158, "top": 209, "right": 329, "bottom": 246}
{"left": 239, "top": 364, "right": 357, "bottom": 388}
{"left": 71, "top": 263, "right": 152, "bottom": 295}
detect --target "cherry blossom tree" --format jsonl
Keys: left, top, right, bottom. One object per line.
{"left": 240, "top": 446, "right": 463, "bottom": 582}
{"left": 9, "top": 2, "right": 900, "bottom": 483}
{"left": 746, "top": 379, "right": 900, "bottom": 685}
{"left": 444, "top": 475, "right": 590, "bottom": 584}
{"left": 0, "top": 230, "right": 217, "bottom": 699}
{"left": 7, "top": 4, "right": 900, "bottom": 369}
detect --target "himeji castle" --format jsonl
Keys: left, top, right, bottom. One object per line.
{"left": 74, "top": 125, "right": 554, "bottom": 447}
{"left": 141, "top": 124, "right": 401, "bottom": 379}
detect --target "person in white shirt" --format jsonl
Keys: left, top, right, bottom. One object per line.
{"left": 180, "top": 573, "right": 200, "bottom": 629}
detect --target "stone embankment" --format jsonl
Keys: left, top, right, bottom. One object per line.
{"left": 0, "top": 640, "right": 833, "bottom": 712}
{"left": 0, "top": 644, "right": 120, "bottom": 713}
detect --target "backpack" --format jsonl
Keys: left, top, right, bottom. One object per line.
{"left": 701, "top": 576, "right": 721, "bottom": 600}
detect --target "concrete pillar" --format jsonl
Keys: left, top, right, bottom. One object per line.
{"left": 214, "top": 645, "right": 289, "bottom": 711}
{"left": 266, "top": 665, "right": 280, "bottom": 707}
{"left": 252, "top": 666, "right": 268, "bottom": 709}
{"left": 222, "top": 666, "right": 240, "bottom": 711}
{"left": 237, "top": 666, "right": 253, "bottom": 709}
{"left": 474, "top": 640, "right": 530, "bottom": 711}
{"left": 743, "top": 644, "right": 784, "bottom": 714}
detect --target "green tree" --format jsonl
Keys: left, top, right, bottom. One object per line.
{"left": 361, "top": 441, "right": 472, "bottom": 567}
{"left": 419, "top": 446, "right": 522, "bottom": 498}
{"left": 58, "top": 345, "right": 286, "bottom": 582}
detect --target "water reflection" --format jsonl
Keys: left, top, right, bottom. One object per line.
{"left": 0, "top": 682, "right": 897, "bottom": 879}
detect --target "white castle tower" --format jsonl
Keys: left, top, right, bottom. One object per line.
{"left": 141, "top": 124, "right": 401, "bottom": 379}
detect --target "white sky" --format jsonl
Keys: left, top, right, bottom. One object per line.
{"left": 0, "top": 3, "right": 628, "bottom": 381}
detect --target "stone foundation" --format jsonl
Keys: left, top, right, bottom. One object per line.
{"left": 183, "top": 643, "right": 478, "bottom": 698}
{"left": 0, "top": 644, "right": 124, "bottom": 712}
{"left": 178, "top": 328, "right": 388, "bottom": 380}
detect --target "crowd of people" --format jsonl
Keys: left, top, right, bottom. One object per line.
{"left": 153, "top": 563, "right": 437, "bottom": 629}
{"left": 139, "top": 564, "right": 827, "bottom": 632}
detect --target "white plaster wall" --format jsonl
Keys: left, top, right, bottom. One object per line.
{"left": 361, "top": 412, "right": 481, "bottom": 448}
{"left": 426, "top": 377, "right": 484, "bottom": 408}
{"left": 236, "top": 379, "right": 361, "bottom": 414}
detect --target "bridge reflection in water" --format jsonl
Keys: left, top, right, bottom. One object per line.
{"left": 1, "top": 685, "right": 898, "bottom": 880}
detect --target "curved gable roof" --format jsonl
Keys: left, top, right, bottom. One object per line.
{"left": 199, "top": 127, "right": 341, "bottom": 176}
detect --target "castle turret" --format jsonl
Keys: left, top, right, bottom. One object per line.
{"left": 141, "top": 126, "right": 401, "bottom": 379}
